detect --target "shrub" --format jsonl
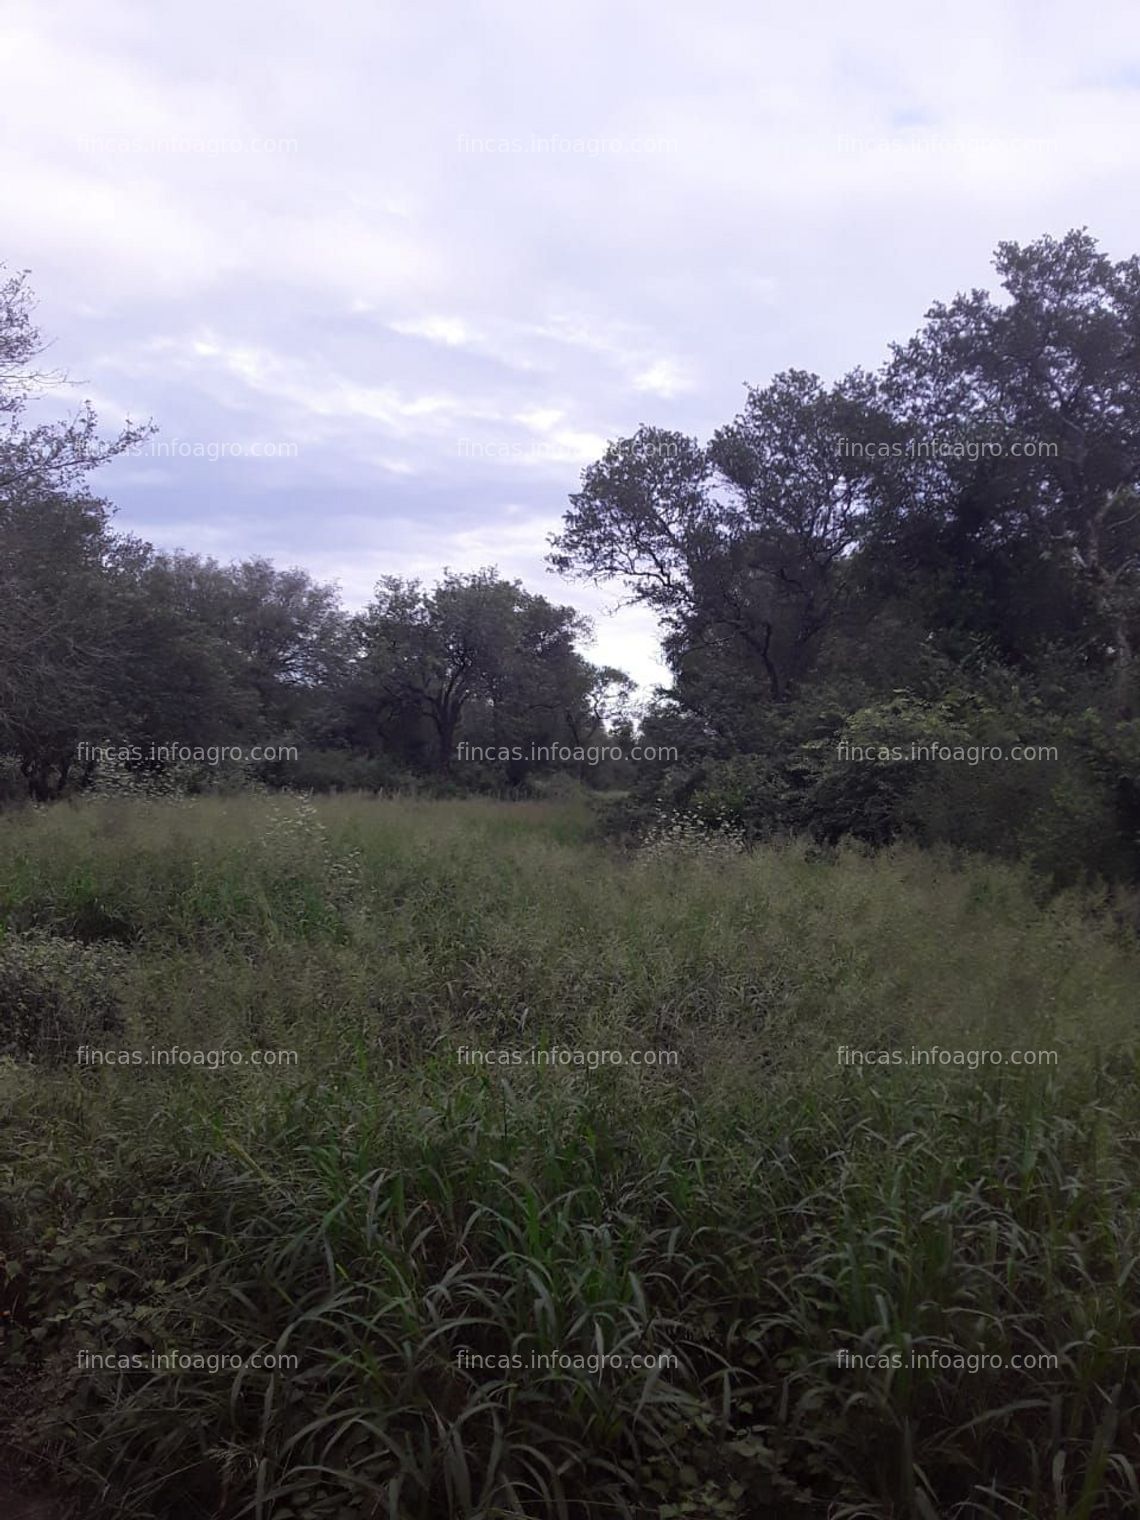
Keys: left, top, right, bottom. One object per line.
{"left": 0, "top": 933, "right": 125, "bottom": 1064}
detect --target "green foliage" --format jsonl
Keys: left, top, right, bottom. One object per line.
{"left": 805, "top": 691, "right": 1010, "bottom": 846}
{"left": 0, "top": 932, "right": 124, "bottom": 1063}
{"left": 685, "top": 752, "right": 806, "bottom": 837}
{"left": 550, "top": 230, "right": 1140, "bottom": 881}
{"left": 0, "top": 278, "right": 627, "bottom": 803}
{"left": 1, "top": 796, "right": 1137, "bottom": 1518}
{"left": 258, "top": 745, "right": 416, "bottom": 794}
{"left": 615, "top": 684, "right": 1140, "bottom": 886}
{"left": 349, "top": 568, "right": 625, "bottom": 785}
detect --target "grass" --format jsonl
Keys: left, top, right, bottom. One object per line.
{"left": 0, "top": 792, "right": 1137, "bottom": 1519}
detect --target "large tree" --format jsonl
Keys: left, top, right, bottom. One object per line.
{"left": 0, "top": 269, "right": 152, "bottom": 792}
{"left": 550, "top": 231, "right": 1140, "bottom": 880}
{"left": 353, "top": 569, "right": 607, "bottom": 776}
{"left": 0, "top": 490, "right": 130, "bottom": 796}
{"left": 874, "top": 230, "right": 1140, "bottom": 714}
{"left": 549, "top": 377, "right": 872, "bottom": 713}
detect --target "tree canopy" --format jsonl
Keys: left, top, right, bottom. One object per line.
{"left": 2, "top": 234, "right": 1139, "bottom": 883}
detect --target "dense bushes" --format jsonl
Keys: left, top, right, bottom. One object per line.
{"left": 611, "top": 687, "right": 1140, "bottom": 889}
{"left": 0, "top": 933, "right": 124, "bottom": 1064}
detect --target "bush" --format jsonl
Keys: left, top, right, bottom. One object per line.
{"left": 255, "top": 746, "right": 418, "bottom": 793}
{"left": 0, "top": 933, "right": 124, "bottom": 1064}
{"left": 685, "top": 752, "right": 809, "bottom": 838}
{"left": 0, "top": 753, "right": 29, "bottom": 807}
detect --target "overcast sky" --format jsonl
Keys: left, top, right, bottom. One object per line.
{"left": 4, "top": 0, "right": 1139, "bottom": 688}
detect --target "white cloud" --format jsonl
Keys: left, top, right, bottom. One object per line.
{"left": 632, "top": 359, "right": 694, "bottom": 399}
{"left": 4, "top": 0, "right": 1139, "bottom": 694}
{"left": 514, "top": 407, "right": 565, "bottom": 432}
{"left": 389, "top": 315, "right": 477, "bottom": 347}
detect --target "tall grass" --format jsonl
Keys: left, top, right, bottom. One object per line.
{"left": 1, "top": 794, "right": 1137, "bottom": 1518}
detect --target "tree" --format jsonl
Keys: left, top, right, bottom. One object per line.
{"left": 549, "top": 379, "right": 869, "bottom": 711}
{"left": 704, "top": 370, "right": 867, "bottom": 700}
{"left": 0, "top": 490, "right": 129, "bottom": 796}
{"left": 878, "top": 230, "right": 1140, "bottom": 715}
{"left": 554, "top": 231, "right": 1140, "bottom": 882}
{"left": 0, "top": 267, "right": 150, "bottom": 498}
{"left": 0, "top": 270, "right": 152, "bottom": 793}
{"left": 352, "top": 569, "right": 618, "bottom": 781}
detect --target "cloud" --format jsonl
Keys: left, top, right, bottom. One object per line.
{"left": 632, "top": 359, "right": 694, "bottom": 399}
{"left": 389, "top": 315, "right": 477, "bottom": 347}
{"left": 4, "top": 0, "right": 1139, "bottom": 691}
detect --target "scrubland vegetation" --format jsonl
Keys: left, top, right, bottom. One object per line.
{"left": 2, "top": 793, "right": 1137, "bottom": 1518}
{"left": 4, "top": 211, "right": 1140, "bottom": 1518}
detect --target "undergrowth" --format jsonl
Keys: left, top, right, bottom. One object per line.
{"left": 0, "top": 794, "right": 1137, "bottom": 1518}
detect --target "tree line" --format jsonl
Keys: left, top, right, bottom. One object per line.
{"left": 0, "top": 268, "right": 632, "bottom": 799}
{"left": 2, "top": 232, "right": 1138, "bottom": 884}
{"left": 550, "top": 230, "right": 1140, "bottom": 884}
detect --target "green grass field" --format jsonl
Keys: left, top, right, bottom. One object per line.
{"left": 1, "top": 794, "right": 1137, "bottom": 1519}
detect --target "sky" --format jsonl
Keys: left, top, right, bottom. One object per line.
{"left": 3, "top": 0, "right": 1139, "bottom": 690}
